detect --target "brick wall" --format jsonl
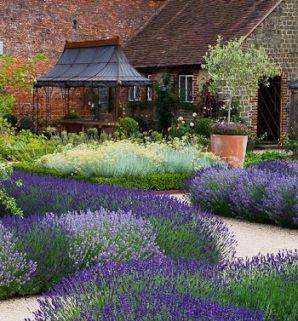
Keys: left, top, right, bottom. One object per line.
{"left": 0, "top": 0, "right": 163, "bottom": 122}
{"left": 244, "top": 0, "right": 298, "bottom": 138}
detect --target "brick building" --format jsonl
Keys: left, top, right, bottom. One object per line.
{"left": 125, "top": 0, "right": 297, "bottom": 142}
{"left": 1, "top": 0, "right": 297, "bottom": 141}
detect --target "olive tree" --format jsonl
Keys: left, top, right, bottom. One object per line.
{"left": 202, "top": 36, "right": 280, "bottom": 122}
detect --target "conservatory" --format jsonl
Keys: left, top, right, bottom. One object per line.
{"left": 33, "top": 37, "right": 151, "bottom": 131}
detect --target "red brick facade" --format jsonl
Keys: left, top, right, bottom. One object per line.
{"left": 1, "top": 0, "right": 297, "bottom": 140}
{"left": 0, "top": 0, "right": 163, "bottom": 122}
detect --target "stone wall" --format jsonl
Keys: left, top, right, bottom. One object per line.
{"left": 244, "top": 0, "right": 298, "bottom": 138}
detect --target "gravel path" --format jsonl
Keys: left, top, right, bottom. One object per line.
{"left": 171, "top": 193, "right": 298, "bottom": 257}
{"left": 1, "top": 193, "right": 297, "bottom": 321}
{"left": 0, "top": 296, "right": 39, "bottom": 321}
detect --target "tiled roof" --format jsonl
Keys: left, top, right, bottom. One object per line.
{"left": 125, "top": 0, "right": 282, "bottom": 68}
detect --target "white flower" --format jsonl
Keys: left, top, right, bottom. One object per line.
{"left": 192, "top": 113, "right": 197, "bottom": 117}
{"left": 190, "top": 122, "right": 194, "bottom": 127}
{"left": 181, "top": 120, "right": 185, "bottom": 124}
{"left": 178, "top": 116, "right": 184, "bottom": 121}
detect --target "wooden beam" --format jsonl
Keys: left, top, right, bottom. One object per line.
{"left": 65, "top": 37, "right": 120, "bottom": 49}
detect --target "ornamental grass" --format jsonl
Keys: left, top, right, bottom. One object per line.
{"left": 37, "top": 140, "right": 217, "bottom": 178}
{"left": 189, "top": 160, "right": 298, "bottom": 228}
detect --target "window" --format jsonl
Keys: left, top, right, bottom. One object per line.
{"left": 128, "top": 86, "right": 141, "bottom": 101}
{"left": 147, "top": 75, "right": 153, "bottom": 101}
{"left": 179, "top": 75, "right": 194, "bottom": 102}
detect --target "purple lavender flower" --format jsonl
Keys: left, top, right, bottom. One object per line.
{"left": 28, "top": 255, "right": 294, "bottom": 321}
{"left": 59, "top": 208, "right": 161, "bottom": 267}
{"left": 0, "top": 223, "right": 36, "bottom": 299}
{"left": 189, "top": 162, "right": 298, "bottom": 227}
{"left": 3, "top": 170, "right": 236, "bottom": 262}
{"left": 249, "top": 160, "right": 298, "bottom": 177}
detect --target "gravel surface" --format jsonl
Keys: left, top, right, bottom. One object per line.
{"left": 0, "top": 296, "right": 39, "bottom": 321}
{"left": 1, "top": 193, "right": 297, "bottom": 321}
{"left": 172, "top": 193, "right": 298, "bottom": 258}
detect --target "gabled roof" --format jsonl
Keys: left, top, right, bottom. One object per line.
{"left": 35, "top": 38, "right": 151, "bottom": 88}
{"left": 125, "top": 0, "right": 282, "bottom": 68}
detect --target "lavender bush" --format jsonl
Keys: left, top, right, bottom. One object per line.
{"left": 0, "top": 223, "right": 36, "bottom": 299}
{"left": 3, "top": 170, "right": 235, "bottom": 263}
{"left": 28, "top": 251, "right": 298, "bottom": 321}
{"left": 4, "top": 208, "right": 160, "bottom": 295}
{"left": 189, "top": 161, "right": 298, "bottom": 227}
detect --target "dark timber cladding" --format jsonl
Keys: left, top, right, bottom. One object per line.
{"left": 35, "top": 37, "right": 151, "bottom": 88}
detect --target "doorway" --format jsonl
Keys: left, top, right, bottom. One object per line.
{"left": 257, "top": 77, "right": 281, "bottom": 142}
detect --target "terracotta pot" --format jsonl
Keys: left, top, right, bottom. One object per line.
{"left": 211, "top": 134, "right": 248, "bottom": 168}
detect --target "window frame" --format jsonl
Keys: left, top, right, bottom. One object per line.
{"left": 147, "top": 75, "right": 153, "bottom": 101}
{"left": 128, "top": 86, "right": 141, "bottom": 102}
{"left": 179, "top": 74, "right": 194, "bottom": 103}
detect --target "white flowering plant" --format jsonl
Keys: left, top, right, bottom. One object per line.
{"left": 168, "top": 114, "right": 214, "bottom": 144}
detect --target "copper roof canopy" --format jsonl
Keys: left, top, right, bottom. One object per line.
{"left": 35, "top": 37, "right": 151, "bottom": 88}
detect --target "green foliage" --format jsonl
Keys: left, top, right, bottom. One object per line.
{"left": 63, "top": 110, "right": 82, "bottom": 120}
{"left": 169, "top": 114, "right": 213, "bottom": 148}
{"left": 15, "top": 161, "right": 190, "bottom": 191}
{"left": 194, "top": 117, "right": 214, "bottom": 137}
{"left": 0, "top": 162, "right": 22, "bottom": 216}
{"left": 3, "top": 113, "right": 17, "bottom": 127}
{"left": 92, "top": 173, "right": 190, "bottom": 190}
{"left": 203, "top": 36, "right": 280, "bottom": 122}
{"left": 0, "top": 53, "right": 46, "bottom": 118}
{"left": 282, "top": 133, "right": 298, "bottom": 155}
{"left": 0, "top": 130, "right": 58, "bottom": 162}
{"left": 244, "top": 150, "right": 292, "bottom": 167}
{"left": 115, "top": 117, "right": 140, "bottom": 139}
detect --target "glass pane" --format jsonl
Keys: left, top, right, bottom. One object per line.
{"left": 187, "top": 76, "right": 193, "bottom": 102}
{"left": 179, "top": 76, "right": 186, "bottom": 101}
{"left": 147, "top": 87, "right": 153, "bottom": 101}
{"left": 128, "top": 87, "right": 134, "bottom": 101}
{"left": 135, "top": 86, "right": 141, "bottom": 101}
{"left": 98, "top": 87, "right": 109, "bottom": 112}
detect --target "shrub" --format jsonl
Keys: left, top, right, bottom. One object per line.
{"left": 0, "top": 223, "right": 36, "bottom": 299}
{"left": 93, "top": 172, "right": 190, "bottom": 190}
{"left": 37, "top": 140, "right": 217, "bottom": 178}
{"left": 115, "top": 117, "right": 140, "bottom": 138}
{"left": 212, "top": 122, "right": 249, "bottom": 135}
{"left": 189, "top": 161, "right": 298, "bottom": 227}
{"left": 3, "top": 208, "right": 160, "bottom": 295}
{"left": 4, "top": 170, "right": 235, "bottom": 264}
{"left": 28, "top": 251, "right": 297, "bottom": 321}
{"left": 194, "top": 117, "right": 214, "bottom": 137}
{"left": 0, "top": 162, "right": 22, "bottom": 216}
{"left": 0, "top": 130, "right": 58, "bottom": 162}
{"left": 245, "top": 150, "right": 293, "bottom": 167}
{"left": 15, "top": 161, "right": 190, "bottom": 190}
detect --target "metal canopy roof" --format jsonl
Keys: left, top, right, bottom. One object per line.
{"left": 35, "top": 38, "right": 151, "bottom": 88}
{"left": 289, "top": 80, "right": 298, "bottom": 90}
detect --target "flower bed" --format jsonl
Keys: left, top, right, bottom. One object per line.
{"left": 37, "top": 140, "right": 217, "bottom": 177}
{"left": 0, "top": 170, "right": 235, "bottom": 298}
{"left": 189, "top": 160, "right": 298, "bottom": 228}
{"left": 29, "top": 251, "right": 297, "bottom": 321}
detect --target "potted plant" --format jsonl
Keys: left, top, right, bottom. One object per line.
{"left": 202, "top": 36, "right": 280, "bottom": 167}
{"left": 211, "top": 122, "right": 249, "bottom": 167}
